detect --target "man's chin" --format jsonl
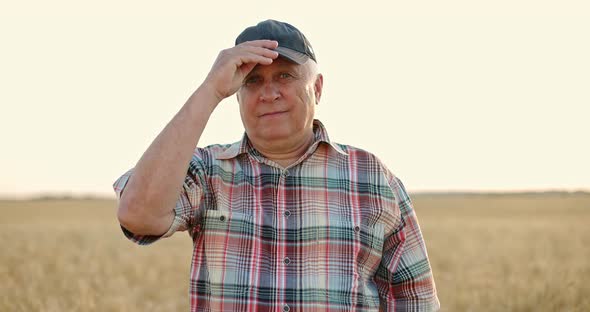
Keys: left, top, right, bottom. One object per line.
{"left": 252, "top": 126, "right": 293, "bottom": 142}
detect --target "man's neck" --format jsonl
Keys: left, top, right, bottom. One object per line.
{"left": 249, "top": 129, "right": 315, "bottom": 169}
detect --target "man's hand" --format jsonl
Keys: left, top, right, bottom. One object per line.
{"left": 202, "top": 40, "right": 279, "bottom": 102}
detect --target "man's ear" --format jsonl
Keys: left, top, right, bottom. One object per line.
{"left": 314, "top": 73, "right": 323, "bottom": 104}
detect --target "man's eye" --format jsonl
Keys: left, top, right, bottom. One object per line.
{"left": 244, "top": 77, "right": 260, "bottom": 85}
{"left": 279, "top": 73, "right": 293, "bottom": 79}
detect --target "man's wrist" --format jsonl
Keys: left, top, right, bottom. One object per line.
{"left": 198, "top": 81, "right": 225, "bottom": 105}
{"left": 186, "top": 83, "right": 222, "bottom": 115}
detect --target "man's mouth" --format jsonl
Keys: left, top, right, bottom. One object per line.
{"left": 260, "top": 111, "right": 287, "bottom": 117}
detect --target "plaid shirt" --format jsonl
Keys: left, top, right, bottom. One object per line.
{"left": 114, "top": 119, "right": 439, "bottom": 311}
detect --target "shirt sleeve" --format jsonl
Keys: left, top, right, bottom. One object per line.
{"left": 113, "top": 154, "right": 206, "bottom": 245}
{"left": 374, "top": 175, "right": 440, "bottom": 311}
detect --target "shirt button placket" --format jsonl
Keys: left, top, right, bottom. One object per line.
{"left": 278, "top": 169, "right": 290, "bottom": 309}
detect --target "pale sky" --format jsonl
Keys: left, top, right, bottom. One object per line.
{"left": 1, "top": 1, "right": 589, "bottom": 198}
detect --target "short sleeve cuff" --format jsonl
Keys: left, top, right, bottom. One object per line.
{"left": 114, "top": 169, "right": 197, "bottom": 245}
{"left": 119, "top": 209, "right": 184, "bottom": 245}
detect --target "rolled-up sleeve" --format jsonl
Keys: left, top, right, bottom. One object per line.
{"left": 113, "top": 155, "right": 205, "bottom": 245}
{"left": 375, "top": 176, "right": 440, "bottom": 311}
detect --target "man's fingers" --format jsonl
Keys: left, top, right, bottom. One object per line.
{"left": 239, "top": 46, "right": 279, "bottom": 60}
{"left": 238, "top": 39, "right": 279, "bottom": 50}
{"left": 235, "top": 40, "right": 280, "bottom": 60}
{"left": 238, "top": 52, "right": 275, "bottom": 67}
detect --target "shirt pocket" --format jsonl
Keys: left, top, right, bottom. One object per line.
{"left": 201, "top": 209, "right": 254, "bottom": 296}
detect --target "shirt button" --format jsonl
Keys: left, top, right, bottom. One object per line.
{"left": 354, "top": 225, "right": 360, "bottom": 232}
{"left": 219, "top": 215, "right": 226, "bottom": 222}
{"left": 283, "top": 304, "right": 290, "bottom": 312}
{"left": 282, "top": 170, "right": 289, "bottom": 177}
{"left": 283, "top": 257, "right": 291, "bottom": 265}
{"left": 284, "top": 210, "right": 291, "bottom": 217}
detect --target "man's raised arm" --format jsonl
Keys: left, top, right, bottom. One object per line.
{"left": 117, "top": 40, "right": 279, "bottom": 236}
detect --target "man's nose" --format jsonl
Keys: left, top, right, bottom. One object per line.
{"left": 259, "top": 81, "right": 280, "bottom": 102}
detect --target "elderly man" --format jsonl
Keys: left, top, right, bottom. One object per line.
{"left": 114, "top": 20, "right": 440, "bottom": 311}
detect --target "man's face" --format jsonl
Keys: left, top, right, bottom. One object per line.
{"left": 237, "top": 57, "right": 322, "bottom": 144}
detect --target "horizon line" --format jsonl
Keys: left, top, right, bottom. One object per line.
{"left": 1, "top": 187, "right": 590, "bottom": 201}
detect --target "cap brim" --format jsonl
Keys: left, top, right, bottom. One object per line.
{"left": 275, "top": 47, "right": 309, "bottom": 65}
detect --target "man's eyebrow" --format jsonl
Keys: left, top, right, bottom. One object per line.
{"left": 274, "top": 65, "right": 301, "bottom": 76}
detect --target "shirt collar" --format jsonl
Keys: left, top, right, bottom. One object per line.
{"left": 216, "top": 119, "right": 348, "bottom": 160}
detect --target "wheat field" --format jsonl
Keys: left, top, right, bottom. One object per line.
{"left": 1, "top": 193, "right": 589, "bottom": 311}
